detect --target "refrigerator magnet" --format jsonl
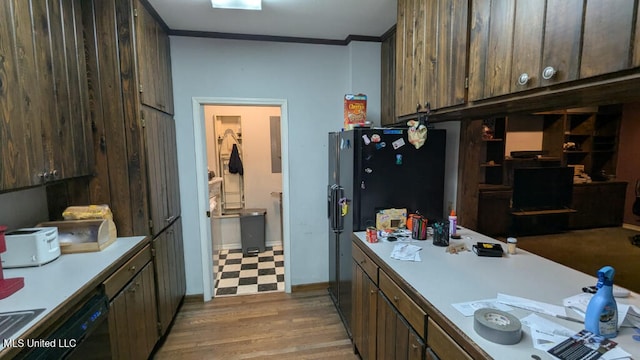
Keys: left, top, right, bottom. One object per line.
{"left": 375, "top": 142, "right": 386, "bottom": 150}
{"left": 365, "top": 168, "right": 373, "bottom": 173}
{"left": 371, "top": 134, "right": 381, "bottom": 143}
{"left": 362, "top": 134, "right": 371, "bottom": 145}
{"left": 396, "top": 154, "right": 402, "bottom": 165}
{"left": 392, "top": 138, "right": 405, "bottom": 149}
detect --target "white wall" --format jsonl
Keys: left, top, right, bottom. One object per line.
{"left": 170, "top": 37, "right": 382, "bottom": 294}
{"left": 505, "top": 115, "right": 544, "bottom": 155}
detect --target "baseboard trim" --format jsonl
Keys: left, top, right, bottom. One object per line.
{"left": 184, "top": 294, "right": 205, "bottom": 303}
{"left": 291, "top": 282, "right": 329, "bottom": 293}
{"left": 622, "top": 223, "right": 640, "bottom": 232}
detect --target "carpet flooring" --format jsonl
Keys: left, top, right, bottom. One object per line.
{"left": 512, "top": 227, "right": 640, "bottom": 294}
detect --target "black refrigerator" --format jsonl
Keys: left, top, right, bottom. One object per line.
{"left": 327, "top": 127, "right": 446, "bottom": 336}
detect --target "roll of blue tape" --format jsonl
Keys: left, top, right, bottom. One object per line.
{"left": 473, "top": 308, "right": 522, "bottom": 345}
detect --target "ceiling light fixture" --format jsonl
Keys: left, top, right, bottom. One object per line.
{"left": 211, "top": 0, "right": 262, "bottom": 10}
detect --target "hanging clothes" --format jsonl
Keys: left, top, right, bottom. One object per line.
{"left": 228, "top": 144, "right": 244, "bottom": 175}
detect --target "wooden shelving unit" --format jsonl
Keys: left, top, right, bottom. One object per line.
{"left": 542, "top": 106, "right": 621, "bottom": 177}
{"left": 480, "top": 117, "right": 506, "bottom": 185}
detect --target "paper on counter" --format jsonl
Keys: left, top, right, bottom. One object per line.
{"left": 521, "top": 314, "right": 632, "bottom": 360}
{"left": 390, "top": 243, "right": 422, "bottom": 262}
{"left": 451, "top": 299, "right": 514, "bottom": 317}
{"left": 564, "top": 293, "right": 640, "bottom": 328}
{"left": 521, "top": 313, "right": 575, "bottom": 351}
{"left": 497, "top": 293, "right": 567, "bottom": 317}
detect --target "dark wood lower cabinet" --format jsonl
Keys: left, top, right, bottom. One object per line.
{"left": 377, "top": 293, "right": 425, "bottom": 360}
{"left": 569, "top": 181, "right": 627, "bottom": 229}
{"left": 352, "top": 260, "right": 377, "bottom": 360}
{"left": 108, "top": 262, "right": 158, "bottom": 360}
{"left": 352, "top": 239, "right": 476, "bottom": 360}
{"left": 153, "top": 217, "right": 186, "bottom": 335}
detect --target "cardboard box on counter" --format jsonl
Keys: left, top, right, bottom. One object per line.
{"left": 376, "top": 208, "right": 407, "bottom": 230}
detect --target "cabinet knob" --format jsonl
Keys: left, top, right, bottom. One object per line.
{"left": 359, "top": 259, "right": 366, "bottom": 264}
{"left": 370, "top": 289, "right": 376, "bottom": 295}
{"left": 49, "top": 169, "right": 58, "bottom": 179}
{"left": 517, "top": 73, "right": 530, "bottom": 86}
{"left": 411, "top": 343, "right": 419, "bottom": 349}
{"left": 393, "top": 296, "right": 399, "bottom": 302}
{"left": 542, "top": 66, "right": 557, "bottom": 80}
{"left": 129, "top": 265, "right": 137, "bottom": 272}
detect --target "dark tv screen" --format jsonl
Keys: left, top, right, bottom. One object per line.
{"left": 512, "top": 167, "right": 574, "bottom": 211}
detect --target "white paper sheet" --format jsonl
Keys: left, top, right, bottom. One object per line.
{"left": 390, "top": 243, "right": 422, "bottom": 262}
{"left": 497, "top": 293, "right": 567, "bottom": 317}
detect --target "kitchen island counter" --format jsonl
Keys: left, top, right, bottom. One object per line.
{"left": 353, "top": 229, "right": 640, "bottom": 359}
{"left": 0, "top": 236, "right": 148, "bottom": 357}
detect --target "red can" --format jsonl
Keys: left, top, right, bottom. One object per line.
{"left": 366, "top": 227, "right": 378, "bottom": 243}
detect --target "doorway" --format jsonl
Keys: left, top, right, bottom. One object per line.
{"left": 191, "top": 97, "right": 291, "bottom": 301}
{"left": 206, "top": 105, "right": 284, "bottom": 296}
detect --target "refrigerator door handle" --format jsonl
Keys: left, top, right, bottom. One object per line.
{"left": 336, "top": 186, "right": 344, "bottom": 231}
{"left": 329, "top": 185, "right": 340, "bottom": 232}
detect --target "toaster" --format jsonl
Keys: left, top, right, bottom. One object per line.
{"left": 2, "top": 227, "right": 60, "bottom": 268}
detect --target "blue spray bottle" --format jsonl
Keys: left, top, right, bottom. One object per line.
{"left": 584, "top": 266, "right": 618, "bottom": 338}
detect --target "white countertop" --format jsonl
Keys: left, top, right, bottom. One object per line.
{"left": 354, "top": 228, "right": 640, "bottom": 359}
{"left": 0, "top": 236, "right": 147, "bottom": 352}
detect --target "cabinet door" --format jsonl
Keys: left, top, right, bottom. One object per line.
{"left": 0, "top": 0, "right": 92, "bottom": 191}
{"left": 580, "top": 0, "right": 636, "bottom": 78}
{"left": 434, "top": 0, "right": 468, "bottom": 110}
{"left": 510, "top": 0, "right": 545, "bottom": 92}
{"left": 396, "top": 0, "right": 467, "bottom": 115}
{"left": 469, "top": 0, "right": 515, "bottom": 100}
{"left": 395, "top": 0, "right": 419, "bottom": 117}
{"left": 134, "top": 0, "right": 173, "bottom": 114}
{"left": 377, "top": 292, "right": 398, "bottom": 360}
{"left": 109, "top": 262, "right": 158, "bottom": 360}
{"left": 381, "top": 31, "right": 396, "bottom": 126}
{"left": 156, "top": 24, "right": 174, "bottom": 114}
{"left": 144, "top": 108, "right": 180, "bottom": 235}
{"left": 540, "top": 0, "right": 583, "bottom": 85}
{"left": 153, "top": 218, "right": 186, "bottom": 336}
{"left": 352, "top": 261, "right": 377, "bottom": 360}
{"left": 377, "top": 292, "right": 425, "bottom": 360}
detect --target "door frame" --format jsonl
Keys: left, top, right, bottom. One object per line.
{"left": 192, "top": 97, "right": 291, "bottom": 301}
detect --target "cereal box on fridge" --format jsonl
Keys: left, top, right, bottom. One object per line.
{"left": 344, "top": 94, "right": 367, "bottom": 130}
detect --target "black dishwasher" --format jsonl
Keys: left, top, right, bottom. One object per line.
{"left": 22, "top": 289, "right": 112, "bottom": 359}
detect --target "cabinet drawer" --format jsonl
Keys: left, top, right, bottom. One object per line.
{"left": 352, "top": 243, "right": 378, "bottom": 284}
{"left": 379, "top": 270, "right": 425, "bottom": 336}
{"left": 427, "top": 318, "right": 472, "bottom": 360}
{"left": 104, "top": 245, "right": 152, "bottom": 299}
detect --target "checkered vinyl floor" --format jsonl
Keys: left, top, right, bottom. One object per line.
{"left": 214, "top": 245, "right": 284, "bottom": 297}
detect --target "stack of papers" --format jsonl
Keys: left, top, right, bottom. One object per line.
{"left": 390, "top": 243, "right": 422, "bottom": 262}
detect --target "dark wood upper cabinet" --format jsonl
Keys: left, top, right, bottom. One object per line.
{"left": 469, "top": 0, "right": 640, "bottom": 103}
{"left": 510, "top": 0, "right": 545, "bottom": 92}
{"left": 0, "top": 0, "right": 93, "bottom": 192}
{"left": 580, "top": 0, "right": 636, "bottom": 78}
{"left": 381, "top": 30, "right": 396, "bottom": 126}
{"left": 134, "top": 0, "right": 174, "bottom": 115}
{"left": 540, "top": 0, "right": 584, "bottom": 86}
{"left": 396, "top": 0, "right": 468, "bottom": 117}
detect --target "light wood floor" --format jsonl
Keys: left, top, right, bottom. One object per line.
{"left": 153, "top": 290, "right": 358, "bottom": 359}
